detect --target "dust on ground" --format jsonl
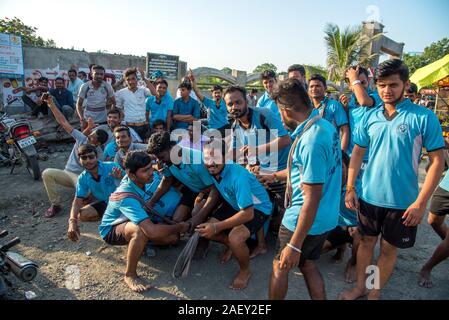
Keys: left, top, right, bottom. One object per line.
{"left": 0, "top": 143, "right": 448, "bottom": 300}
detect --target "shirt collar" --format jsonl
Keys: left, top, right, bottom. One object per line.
{"left": 215, "top": 163, "right": 231, "bottom": 183}
{"left": 381, "top": 98, "right": 411, "bottom": 113}
{"left": 122, "top": 175, "right": 146, "bottom": 198}
{"left": 291, "top": 109, "right": 319, "bottom": 140}
{"left": 235, "top": 107, "right": 255, "bottom": 129}
{"left": 88, "top": 160, "right": 104, "bottom": 180}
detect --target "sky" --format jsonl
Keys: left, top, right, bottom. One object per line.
{"left": 1, "top": 0, "right": 448, "bottom": 73}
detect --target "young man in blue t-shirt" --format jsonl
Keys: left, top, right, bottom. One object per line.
{"left": 189, "top": 72, "right": 229, "bottom": 133}
{"left": 341, "top": 59, "right": 445, "bottom": 300}
{"left": 145, "top": 79, "right": 174, "bottom": 131}
{"left": 261, "top": 78, "right": 342, "bottom": 300}
{"left": 67, "top": 144, "right": 124, "bottom": 243}
{"left": 98, "top": 151, "right": 189, "bottom": 292}
{"left": 198, "top": 141, "right": 272, "bottom": 290}
{"left": 308, "top": 73, "right": 350, "bottom": 152}
{"left": 172, "top": 82, "right": 201, "bottom": 130}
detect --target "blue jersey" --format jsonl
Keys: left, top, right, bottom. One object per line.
{"left": 282, "top": 109, "right": 342, "bottom": 235}
{"left": 146, "top": 94, "right": 174, "bottom": 128}
{"left": 338, "top": 190, "right": 358, "bottom": 227}
{"left": 212, "top": 163, "right": 272, "bottom": 216}
{"left": 76, "top": 161, "right": 123, "bottom": 202}
{"left": 172, "top": 97, "right": 200, "bottom": 130}
{"left": 316, "top": 97, "right": 348, "bottom": 128}
{"left": 257, "top": 91, "right": 282, "bottom": 119}
{"left": 202, "top": 97, "right": 228, "bottom": 129}
{"left": 99, "top": 176, "right": 150, "bottom": 238}
{"left": 103, "top": 141, "right": 118, "bottom": 161}
{"left": 163, "top": 147, "right": 214, "bottom": 193}
{"left": 145, "top": 172, "right": 181, "bottom": 221}
{"left": 354, "top": 99, "right": 445, "bottom": 209}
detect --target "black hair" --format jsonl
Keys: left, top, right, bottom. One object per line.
{"left": 287, "top": 64, "right": 306, "bottom": 76}
{"left": 124, "top": 67, "right": 137, "bottom": 79}
{"left": 223, "top": 85, "right": 247, "bottom": 101}
{"left": 39, "top": 77, "right": 49, "bottom": 83}
{"left": 94, "top": 129, "right": 109, "bottom": 145}
{"left": 152, "top": 119, "right": 166, "bottom": 129}
{"left": 156, "top": 79, "right": 168, "bottom": 87}
{"left": 107, "top": 108, "right": 121, "bottom": 117}
{"left": 55, "top": 77, "right": 64, "bottom": 82}
{"left": 68, "top": 69, "right": 77, "bottom": 75}
{"left": 113, "top": 125, "right": 131, "bottom": 137}
{"left": 78, "top": 144, "right": 97, "bottom": 156}
{"left": 178, "top": 82, "right": 192, "bottom": 90}
{"left": 374, "top": 59, "right": 409, "bottom": 83}
{"left": 78, "top": 71, "right": 87, "bottom": 77}
{"left": 261, "top": 70, "right": 277, "bottom": 81}
{"left": 147, "top": 131, "right": 176, "bottom": 155}
{"left": 271, "top": 78, "right": 312, "bottom": 110}
{"left": 408, "top": 83, "right": 418, "bottom": 94}
{"left": 211, "top": 84, "right": 223, "bottom": 92}
{"left": 308, "top": 74, "right": 327, "bottom": 87}
{"left": 250, "top": 89, "right": 258, "bottom": 94}
{"left": 92, "top": 65, "right": 106, "bottom": 72}
{"left": 123, "top": 151, "right": 152, "bottom": 174}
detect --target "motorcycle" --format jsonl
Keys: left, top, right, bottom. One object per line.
{"left": 0, "top": 229, "right": 39, "bottom": 297}
{"left": 0, "top": 97, "right": 41, "bottom": 180}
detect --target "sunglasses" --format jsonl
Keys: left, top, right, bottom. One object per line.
{"left": 80, "top": 154, "right": 96, "bottom": 160}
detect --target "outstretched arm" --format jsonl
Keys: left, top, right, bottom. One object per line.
{"left": 43, "top": 94, "right": 74, "bottom": 134}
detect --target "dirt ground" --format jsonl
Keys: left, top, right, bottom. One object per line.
{"left": 0, "top": 143, "right": 448, "bottom": 300}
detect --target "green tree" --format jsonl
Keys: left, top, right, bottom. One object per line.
{"left": 253, "top": 63, "right": 277, "bottom": 74}
{"left": 221, "top": 67, "right": 232, "bottom": 74}
{"left": 324, "top": 23, "right": 381, "bottom": 92}
{"left": 304, "top": 64, "right": 327, "bottom": 79}
{"left": 0, "top": 17, "right": 56, "bottom": 47}
{"left": 404, "top": 38, "right": 449, "bottom": 74}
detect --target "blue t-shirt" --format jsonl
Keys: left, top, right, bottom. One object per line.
{"left": 212, "top": 163, "right": 273, "bottom": 216}
{"left": 354, "top": 99, "right": 445, "bottom": 209}
{"left": 144, "top": 171, "right": 181, "bottom": 221}
{"left": 172, "top": 97, "right": 200, "bottom": 130}
{"left": 232, "top": 107, "right": 290, "bottom": 171}
{"left": 282, "top": 109, "right": 342, "bottom": 235}
{"left": 316, "top": 97, "right": 348, "bottom": 128}
{"left": 257, "top": 91, "right": 282, "bottom": 119}
{"left": 163, "top": 147, "right": 214, "bottom": 193}
{"left": 145, "top": 94, "right": 174, "bottom": 128}
{"left": 103, "top": 141, "right": 118, "bottom": 161}
{"left": 202, "top": 97, "right": 228, "bottom": 129}
{"left": 347, "top": 89, "right": 382, "bottom": 159}
{"left": 76, "top": 161, "right": 123, "bottom": 202}
{"left": 99, "top": 176, "right": 150, "bottom": 238}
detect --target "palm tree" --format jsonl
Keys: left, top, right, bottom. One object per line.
{"left": 324, "top": 23, "right": 382, "bottom": 92}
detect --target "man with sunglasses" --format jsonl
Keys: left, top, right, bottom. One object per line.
{"left": 67, "top": 144, "right": 124, "bottom": 242}
{"left": 41, "top": 95, "right": 109, "bottom": 218}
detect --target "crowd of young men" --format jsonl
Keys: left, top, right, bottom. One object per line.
{"left": 33, "top": 59, "right": 448, "bottom": 298}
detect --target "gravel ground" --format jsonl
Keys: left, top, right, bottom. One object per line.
{"left": 0, "top": 143, "right": 448, "bottom": 300}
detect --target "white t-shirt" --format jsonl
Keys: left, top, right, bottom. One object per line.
{"left": 115, "top": 87, "right": 152, "bottom": 123}
{"left": 78, "top": 81, "right": 115, "bottom": 123}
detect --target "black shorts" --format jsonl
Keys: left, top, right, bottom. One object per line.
{"left": 274, "top": 225, "right": 328, "bottom": 267}
{"left": 179, "top": 187, "right": 200, "bottom": 209}
{"left": 358, "top": 199, "right": 417, "bottom": 249}
{"left": 103, "top": 222, "right": 128, "bottom": 246}
{"left": 326, "top": 226, "right": 353, "bottom": 248}
{"left": 90, "top": 200, "right": 107, "bottom": 218}
{"left": 211, "top": 200, "right": 269, "bottom": 236}
{"left": 429, "top": 186, "right": 449, "bottom": 217}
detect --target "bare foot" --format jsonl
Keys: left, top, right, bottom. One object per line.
{"left": 124, "top": 275, "right": 151, "bottom": 293}
{"left": 339, "top": 287, "right": 367, "bottom": 300}
{"left": 249, "top": 245, "right": 267, "bottom": 259}
{"left": 367, "top": 289, "right": 381, "bottom": 300}
{"left": 229, "top": 269, "right": 252, "bottom": 290}
{"left": 220, "top": 247, "right": 233, "bottom": 264}
{"left": 418, "top": 269, "right": 433, "bottom": 289}
{"left": 344, "top": 261, "right": 357, "bottom": 283}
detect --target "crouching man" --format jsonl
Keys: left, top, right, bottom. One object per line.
{"left": 98, "top": 151, "right": 190, "bottom": 292}
{"left": 197, "top": 141, "right": 273, "bottom": 290}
